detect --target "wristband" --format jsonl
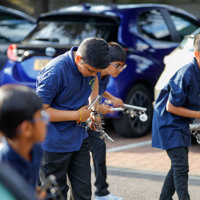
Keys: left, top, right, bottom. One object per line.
{"left": 76, "top": 109, "right": 82, "bottom": 123}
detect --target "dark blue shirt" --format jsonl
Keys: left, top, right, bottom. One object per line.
{"left": 152, "top": 58, "right": 200, "bottom": 149}
{"left": 0, "top": 139, "right": 42, "bottom": 188}
{"left": 97, "top": 72, "right": 110, "bottom": 95}
{"left": 36, "top": 47, "right": 95, "bottom": 153}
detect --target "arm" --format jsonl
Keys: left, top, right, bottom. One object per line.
{"left": 166, "top": 100, "right": 200, "bottom": 119}
{"left": 103, "top": 91, "right": 124, "bottom": 107}
{"left": 43, "top": 104, "right": 92, "bottom": 122}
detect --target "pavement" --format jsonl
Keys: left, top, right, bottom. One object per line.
{"left": 104, "top": 130, "right": 200, "bottom": 178}
{"left": 90, "top": 129, "right": 200, "bottom": 200}
{"left": 1, "top": 129, "right": 199, "bottom": 178}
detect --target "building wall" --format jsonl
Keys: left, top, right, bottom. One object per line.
{"left": 175, "top": 3, "right": 200, "bottom": 18}
{"left": 0, "top": 0, "right": 48, "bottom": 17}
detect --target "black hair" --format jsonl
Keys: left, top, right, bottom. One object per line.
{"left": 109, "top": 42, "right": 127, "bottom": 63}
{"left": 194, "top": 33, "right": 200, "bottom": 52}
{"left": 77, "top": 37, "right": 110, "bottom": 69}
{"left": 0, "top": 84, "right": 43, "bottom": 139}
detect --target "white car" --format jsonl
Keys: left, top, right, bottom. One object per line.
{"left": 154, "top": 27, "right": 200, "bottom": 101}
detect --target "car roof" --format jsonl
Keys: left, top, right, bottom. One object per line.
{"left": 0, "top": 5, "right": 36, "bottom": 23}
{"left": 39, "top": 3, "right": 199, "bottom": 21}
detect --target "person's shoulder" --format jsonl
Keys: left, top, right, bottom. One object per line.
{"left": 173, "top": 61, "right": 193, "bottom": 79}
{"left": 41, "top": 51, "right": 70, "bottom": 71}
{"left": 38, "top": 54, "right": 67, "bottom": 80}
{"left": 45, "top": 54, "right": 66, "bottom": 71}
{"left": 179, "top": 61, "right": 193, "bottom": 72}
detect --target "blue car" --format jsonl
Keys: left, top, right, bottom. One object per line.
{"left": 1, "top": 3, "right": 200, "bottom": 137}
{"left": 0, "top": 5, "right": 36, "bottom": 70}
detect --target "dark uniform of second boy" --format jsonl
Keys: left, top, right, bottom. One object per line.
{"left": 36, "top": 37, "right": 110, "bottom": 200}
{"left": 89, "top": 42, "right": 127, "bottom": 200}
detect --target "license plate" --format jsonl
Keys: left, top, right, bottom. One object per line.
{"left": 34, "top": 59, "right": 51, "bottom": 70}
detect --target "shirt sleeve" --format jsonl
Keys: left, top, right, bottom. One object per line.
{"left": 168, "top": 71, "right": 189, "bottom": 107}
{"left": 36, "top": 67, "right": 62, "bottom": 105}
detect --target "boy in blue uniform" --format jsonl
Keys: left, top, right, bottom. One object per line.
{"left": 152, "top": 34, "right": 200, "bottom": 200}
{"left": 89, "top": 42, "right": 127, "bottom": 200}
{"left": 36, "top": 37, "right": 110, "bottom": 200}
{"left": 0, "top": 84, "right": 48, "bottom": 199}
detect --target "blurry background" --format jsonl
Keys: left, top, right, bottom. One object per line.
{"left": 0, "top": 0, "right": 200, "bottom": 18}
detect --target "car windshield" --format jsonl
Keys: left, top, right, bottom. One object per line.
{"left": 179, "top": 28, "right": 200, "bottom": 51}
{"left": 0, "top": 14, "right": 34, "bottom": 43}
{"left": 25, "top": 17, "right": 118, "bottom": 45}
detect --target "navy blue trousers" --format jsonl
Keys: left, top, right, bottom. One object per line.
{"left": 160, "top": 146, "right": 190, "bottom": 200}
{"left": 39, "top": 137, "right": 91, "bottom": 200}
{"left": 88, "top": 130, "right": 109, "bottom": 196}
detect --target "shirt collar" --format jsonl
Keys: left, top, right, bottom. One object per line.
{"left": 1, "top": 139, "right": 39, "bottom": 166}
{"left": 68, "top": 46, "right": 80, "bottom": 76}
{"left": 2, "top": 140, "right": 29, "bottom": 167}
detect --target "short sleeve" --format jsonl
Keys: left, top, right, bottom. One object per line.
{"left": 36, "top": 67, "right": 61, "bottom": 105}
{"left": 168, "top": 72, "right": 188, "bottom": 107}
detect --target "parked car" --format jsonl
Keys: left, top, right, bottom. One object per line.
{"left": 1, "top": 3, "right": 200, "bottom": 138}
{"left": 0, "top": 5, "right": 36, "bottom": 70}
{"left": 154, "top": 27, "right": 200, "bottom": 101}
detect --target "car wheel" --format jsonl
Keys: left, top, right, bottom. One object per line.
{"left": 113, "top": 84, "right": 153, "bottom": 138}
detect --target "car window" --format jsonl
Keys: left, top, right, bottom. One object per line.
{"left": 0, "top": 13, "right": 34, "bottom": 43}
{"left": 137, "top": 9, "right": 171, "bottom": 41}
{"left": 179, "top": 28, "right": 200, "bottom": 51}
{"left": 25, "top": 16, "right": 118, "bottom": 45}
{"left": 170, "top": 12, "right": 199, "bottom": 40}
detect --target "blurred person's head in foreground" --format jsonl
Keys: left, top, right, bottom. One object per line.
{"left": 0, "top": 84, "right": 48, "bottom": 143}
